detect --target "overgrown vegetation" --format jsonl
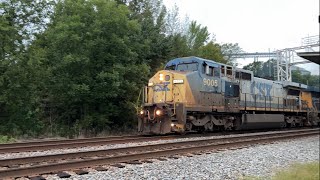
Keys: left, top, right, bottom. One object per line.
{"left": 0, "top": 135, "right": 15, "bottom": 144}
{"left": 241, "top": 162, "right": 320, "bottom": 180}
{"left": 271, "top": 162, "right": 319, "bottom": 180}
{"left": 0, "top": 0, "right": 241, "bottom": 137}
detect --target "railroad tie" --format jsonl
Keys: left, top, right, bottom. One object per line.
{"left": 56, "top": 171, "right": 71, "bottom": 178}
{"left": 94, "top": 166, "right": 108, "bottom": 171}
{"left": 74, "top": 169, "right": 89, "bottom": 175}
{"left": 28, "top": 175, "right": 46, "bottom": 180}
{"left": 111, "top": 164, "right": 125, "bottom": 168}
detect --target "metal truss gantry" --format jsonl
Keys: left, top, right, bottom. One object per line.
{"left": 230, "top": 35, "right": 319, "bottom": 82}
{"left": 275, "top": 35, "right": 319, "bottom": 81}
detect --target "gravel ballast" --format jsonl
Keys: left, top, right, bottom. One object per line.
{"left": 43, "top": 135, "right": 319, "bottom": 180}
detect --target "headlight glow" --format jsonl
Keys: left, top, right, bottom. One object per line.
{"left": 140, "top": 110, "right": 144, "bottom": 115}
{"left": 171, "top": 123, "right": 175, "bottom": 127}
{"left": 159, "top": 73, "right": 164, "bottom": 81}
{"left": 155, "top": 109, "right": 161, "bottom": 116}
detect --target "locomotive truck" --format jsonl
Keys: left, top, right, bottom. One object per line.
{"left": 138, "top": 57, "right": 320, "bottom": 134}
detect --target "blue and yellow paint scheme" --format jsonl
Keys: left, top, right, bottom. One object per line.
{"left": 138, "top": 57, "right": 320, "bottom": 134}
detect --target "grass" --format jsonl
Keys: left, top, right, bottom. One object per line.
{"left": 241, "top": 162, "right": 319, "bottom": 180}
{"left": 0, "top": 135, "right": 15, "bottom": 144}
{"left": 271, "top": 162, "right": 319, "bottom": 180}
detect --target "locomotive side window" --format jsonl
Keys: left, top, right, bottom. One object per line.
{"left": 203, "top": 63, "right": 219, "bottom": 77}
{"left": 241, "top": 72, "right": 252, "bottom": 80}
{"left": 177, "top": 63, "right": 198, "bottom": 72}
{"left": 235, "top": 71, "right": 252, "bottom": 80}
{"left": 214, "top": 67, "right": 220, "bottom": 77}
{"left": 205, "top": 65, "right": 213, "bottom": 76}
{"left": 221, "top": 66, "right": 225, "bottom": 76}
{"left": 235, "top": 72, "right": 240, "bottom": 78}
{"left": 227, "top": 66, "right": 233, "bottom": 76}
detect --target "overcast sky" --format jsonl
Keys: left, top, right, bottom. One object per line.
{"left": 163, "top": 0, "right": 319, "bottom": 75}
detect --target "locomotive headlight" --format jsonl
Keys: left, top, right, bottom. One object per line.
{"left": 155, "top": 109, "right": 162, "bottom": 116}
{"left": 171, "top": 123, "right": 175, "bottom": 127}
{"left": 159, "top": 73, "right": 164, "bottom": 81}
{"left": 140, "top": 110, "right": 144, "bottom": 115}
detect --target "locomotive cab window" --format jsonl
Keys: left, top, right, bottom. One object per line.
{"left": 177, "top": 63, "right": 198, "bottom": 71}
{"left": 221, "top": 66, "right": 225, "bottom": 76}
{"left": 203, "top": 63, "right": 220, "bottom": 77}
{"left": 226, "top": 66, "right": 233, "bottom": 76}
{"left": 205, "top": 65, "right": 213, "bottom": 76}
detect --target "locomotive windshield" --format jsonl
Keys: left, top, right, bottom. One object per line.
{"left": 176, "top": 63, "right": 198, "bottom": 72}
{"left": 165, "top": 65, "right": 176, "bottom": 70}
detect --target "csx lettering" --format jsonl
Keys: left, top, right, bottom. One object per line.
{"left": 203, "top": 78, "right": 218, "bottom": 87}
{"left": 154, "top": 82, "right": 170, "bottom": 92}
{"left": 250, "top": 82, "right": 273, "bottom": 100}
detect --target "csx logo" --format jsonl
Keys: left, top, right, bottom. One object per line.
{"left": 203, "top": 78, "right": 218, "bottom": 87}
{"left": 154, "top": 82, "right": 170, "bottom": 92}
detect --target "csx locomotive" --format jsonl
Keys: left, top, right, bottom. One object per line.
{"left": 138, "top": 57, "right": 320, "bottom": 134}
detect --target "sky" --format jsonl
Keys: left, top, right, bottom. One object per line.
{"left": 163, "top": 0, "right": 320, "bottom": 75}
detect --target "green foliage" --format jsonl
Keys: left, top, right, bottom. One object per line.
{"left": 243, "top": 59, "right": 275, "bottom": 80}
{"left": 240, "top": 162, "right": 320, "bottom": 180}
{"left": 0, "top": 0, "right": 54, "bottom": 137}
{"left": 197, "top": 42, "right": 227, "bottom": 64}
{"left": 0, "top": 0, "right": 241, "bottom": 137}
{"left": 243, "top": 61, "right": 264, "bottom": 77}
{"left": 271, "top": 162, "right": 319, "bottom": 180}
{"left": 31, "top": 0, "right": 150, "bottom": 136}
{"left": 220, "top": 43, "right": 243, "bottom": 65}
{"left": 292, "top": 70, "right": 320, "bottom": 87}
{"left": 0, "top": 135, "right": 15, "bottom": 143}
{"left": 187, "top": 21, "right": 210, "bottom": 52}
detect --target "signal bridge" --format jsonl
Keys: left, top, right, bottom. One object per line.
{"left": 229, "top": 35, "right": 319, "bottom": 82}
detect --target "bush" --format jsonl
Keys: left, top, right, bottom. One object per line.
{"left": 0, "top": 135, "right": 15, "bottom": 144}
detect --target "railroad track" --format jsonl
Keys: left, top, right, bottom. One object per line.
{"left": 0, "top": 128, "right": 318, "bottom": 179}
{"left": 0, "top": 127, "right": 309, "bottom": 153}
{"left": 0, "top": 135, "right": 180, "bottom": 153}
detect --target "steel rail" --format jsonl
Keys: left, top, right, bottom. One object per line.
{"left": 0, "top": 129, "right": 317, "bottom": 178}
{"left": 0, "top": 129, "right": 318, "bottom": 166}
{"left": 0, "top": 128, "right": 312, "bottom": 153}
{"left": 0, "top": 135, "right": 181, "bottom": 153}
{"left": 0, "top": 135, "right": 141, "bottom": 148}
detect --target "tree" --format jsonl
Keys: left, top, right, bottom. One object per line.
{"left": 0, "top": 0, "right": 55, "bottom": 136}
{"left": 197, "top": 42, "right": 227, "bottom": 64}
{"left": 0, "top": 0, "right": 244, "bottom": 137}
{"left": 292, "top": 70, "right": 320, "bottom": 87}
{"left": 220, "top": 43, "right": 243, "bottom": 65}
{"left": 28, "top": 0, "right": 149, "bottom": 136}
{"left": 186, "top": 21, "right": 210, "bottom": 53}
{"left": 243, "top": 61, "right": 264, "bottom": 77}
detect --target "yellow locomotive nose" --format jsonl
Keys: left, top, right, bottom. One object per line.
{"left": 147, "top": 70, "right": 174, "bottom": 104}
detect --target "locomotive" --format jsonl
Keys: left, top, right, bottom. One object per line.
{"left": 138, "top": 57, "right": 320, "bottom": 134}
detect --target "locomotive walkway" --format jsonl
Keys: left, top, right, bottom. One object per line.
{"left": 0, "top": 128, "right": 318, "bottom": 179}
